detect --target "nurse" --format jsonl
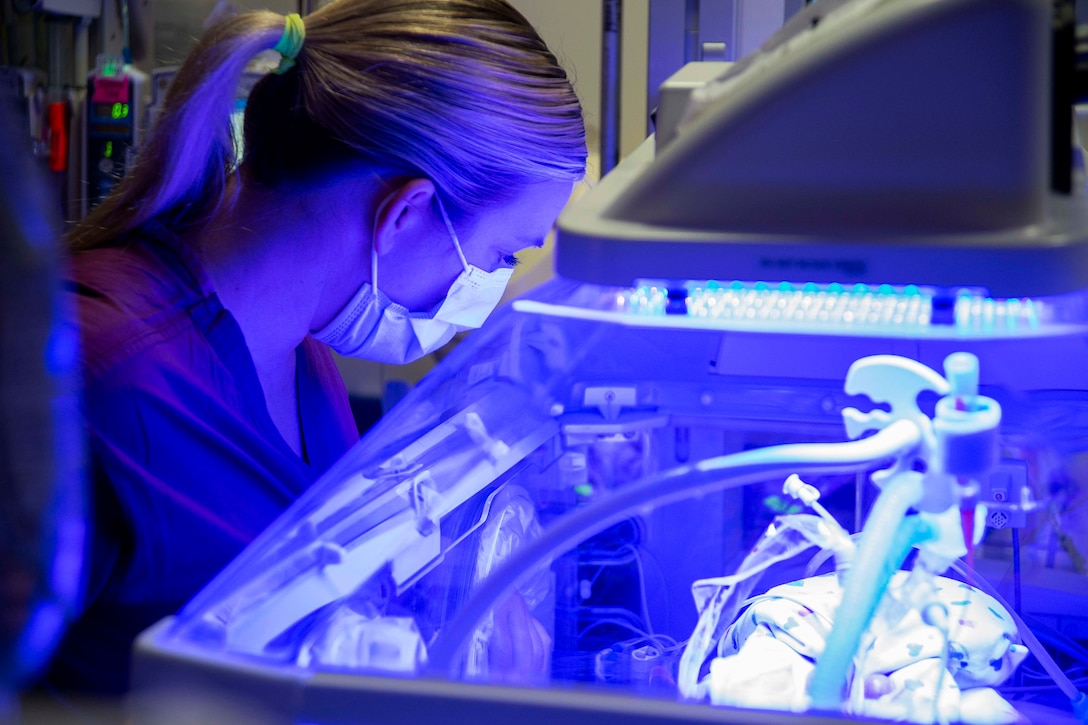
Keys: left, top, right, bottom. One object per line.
{"left": 51, "top": 0, "right": 585, "bottom": 693}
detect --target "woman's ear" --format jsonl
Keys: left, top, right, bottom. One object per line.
{"left": 372, "top": 178, "right": 437, "bottom": 256}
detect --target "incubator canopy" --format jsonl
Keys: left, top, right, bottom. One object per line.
{"left": 555, "top": 0, "right": 1088, "bottom": 298}
{"left": 132, "top": 276, "right": 1086, "bottom": 724}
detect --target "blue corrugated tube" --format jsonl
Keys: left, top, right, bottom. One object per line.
{"left": 807, "top": 470, "right": 934, "bottom": 710}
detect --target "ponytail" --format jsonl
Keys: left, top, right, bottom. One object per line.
{"left": 68, "top": 1, "right": 587, "bottom": 251}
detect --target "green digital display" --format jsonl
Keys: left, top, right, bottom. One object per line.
{"left": 93, "top": 102, "right": 129, "bottom": 121}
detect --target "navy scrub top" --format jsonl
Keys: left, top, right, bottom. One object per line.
{"left": 48, "top": 223, "right": 360, "bottom": 693}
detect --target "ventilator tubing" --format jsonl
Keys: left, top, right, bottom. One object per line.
{"left": 807, "top": 471, "right": 935, "bottom": 711}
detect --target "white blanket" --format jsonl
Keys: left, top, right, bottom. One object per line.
{"left": 706, "top": 572, "right": 1028, "bottom": 724}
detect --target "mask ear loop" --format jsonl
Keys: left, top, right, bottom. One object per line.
{"left": 434, "top": 194, "right": 470, "bottom": 271}
{"left": 371, "top": 191, "right": 389, "bottom": 296}
{"left": 371, "top": 241, "right": 380, "bottom": 296}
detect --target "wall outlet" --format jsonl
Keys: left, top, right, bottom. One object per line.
{"left": 980, "top": 459, "right": 1030, "bottom": 529}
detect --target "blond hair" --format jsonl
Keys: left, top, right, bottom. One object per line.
{"left": 69, "top": 0, "right": 586, "bottom": 250}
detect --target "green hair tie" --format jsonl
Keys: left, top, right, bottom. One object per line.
{"left": 273, "top": 13, "right": 305, "bottom": 75}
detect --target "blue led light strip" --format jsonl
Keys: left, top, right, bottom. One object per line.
{"left": 512, "top": 281, "right": 1077, "bottom": 340}
{"left": 953, "top": 292, "right": 1039, "bottom": 334}
{"left": 687, "top": 281, "right": 931, "bottom": 329}
{"left": 617, "top": 281, "right": 1042, "bottom": 335}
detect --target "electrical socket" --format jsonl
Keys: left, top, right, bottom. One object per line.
{"left": 979, "top": 459, "right": 1030, "bottom": 529}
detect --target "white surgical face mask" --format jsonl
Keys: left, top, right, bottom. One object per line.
{"left": 312, "top": 195, "right": 514, "bottom": 364}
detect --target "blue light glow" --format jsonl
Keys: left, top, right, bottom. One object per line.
{"left": 585, "top": 280, "right": 1070, "bottom": 339}
{"left": 686, "top": 280, "right": 932, "bottom": 329}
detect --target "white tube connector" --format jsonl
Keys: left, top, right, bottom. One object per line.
{"left": 783, "top": 474, "right": 855, "bottom": 576}
{"left": 783, "top": 474, "right": 820, "bottom": 506}
{"left": 933, "top": 353, "right": 1001, "bottom": 479}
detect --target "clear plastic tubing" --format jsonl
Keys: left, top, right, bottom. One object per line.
{"left": 427, "top": 419, "right": 922, "bottom": 674}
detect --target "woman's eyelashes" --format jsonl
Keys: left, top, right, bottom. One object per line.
{"left": 502, "top": 253, "right": 522, "bottom": 268}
